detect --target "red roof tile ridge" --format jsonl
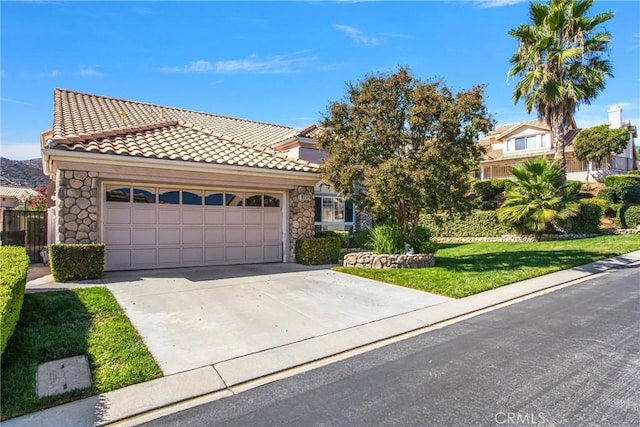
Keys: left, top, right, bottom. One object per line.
{"left": 54, "top": 88, "right": 298, "bottom": 132}
{"left": 53, "top": 120, "right": 179, "bottom": 145}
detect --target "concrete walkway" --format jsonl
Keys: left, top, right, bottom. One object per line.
{"left": 8, "top": 251, "right": 640, "bottom": 427}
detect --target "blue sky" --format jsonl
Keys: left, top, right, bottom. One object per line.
{"left": 1, "top": 0, "right": 638, "bottom": 160}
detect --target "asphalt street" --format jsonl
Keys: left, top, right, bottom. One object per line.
{"left": 143, "top": 263, "right": 640, "bottom": 427}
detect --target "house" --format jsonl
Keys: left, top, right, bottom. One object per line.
{"left": 477, "top": 106, "right": 637, "bottom": 182}
{"left": 0, "top": 186, "right": 38, "bottom": 209}
{"left": 41, "top": 89, "right": 361, "bottom": 271}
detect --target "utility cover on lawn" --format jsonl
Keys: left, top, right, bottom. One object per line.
{"left": 36, "top": 355, "right": 92, "bottom": 398}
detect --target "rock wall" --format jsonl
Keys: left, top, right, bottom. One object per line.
{"left": 56, "top": 170, "right": 99, "bottom": 244}
{"left": 289, "top": 185, "right": 315, "bottom": 261}
{"left": 343, "top": 252, "right": 435, "bottom": 269}
{"left": 434, "top": 234, "right": 599, "bottom": 243}
{"left": 355, "top": 210, "right": 373, "bottom": 231}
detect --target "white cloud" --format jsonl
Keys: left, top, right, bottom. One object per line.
{"left": 1, "top": 97, "right": 32, "bottom": 106}
{"left": 78, "top": 67, "right": 103, "bottom": 77}
{"left": 51, "top": 70, "right": 59, "bottom": 77}
{"left": 159, "top": 52, "right": 318, "bottom": 74}
{"left": 473, "top": 0, "right": 527, "bottom": 8}
{"left": 332, "top": 24, "right": 379, "bottom": 46}
{"left": 0, "top": 142, "right": 42, "bottom": 160}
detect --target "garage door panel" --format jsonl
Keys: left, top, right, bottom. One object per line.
{"left": 158, "top": 228, "right": 180, "bottom": 245}
{"left": 263, "top": 209, "right": 281, "bottom": 225}
{"left": 133, "top": 228, "right": 156, "bottom": 245}
{"left": 225, "top": 228, "right": 244, "bottom": 243}
{"left": 106, "top": 206, "right": 131, "bottom": 224}
{"left": 226, "top": 246, "right": 245, "bottom": 262}
{"left": 133, "top": 207, "right": 156, "bottom": 224}
{"left": 182, "top": 209, "right": 203, "bottom": 225}
{"left": 263, "top": 228, "right": 281, "bottom": 243}
{"left": 158, "top": 208, "right": 180, "bottom": 224}
{"left": 183, "top": 247, "right": 204, "bottom": 263}
{"left": 104, "top": 227, "right": 131, "bottom": 245}
{"left": 225, "top": 208, "right": 244, "bottom": 225}
{"left": 245, "top": 228, "right": 263, "bottom": 243}
{"left": 132, "top": 248, "right": 157, "bottom": 266}
{"left": 245, "top": 210, "right": 262, "bottom": 225}
{"left": 158, "top": 248, "right": 181, "bottom": 265}
{"left": 204, "top": 209, "right": 224, "bottom": 225}
{"left": 205, "top": 247, "right": 225, "bottom": 263}
{"left": 246, "top": 246, "right": 263, "bottom": 261}
{"left": 204, "top": 228, "right": 224, "bottom": 244}
{"left": 182, "top": 228, "right": 203, "bottom": 244}
{"left": 106, "top": 249, "right": 131, "bottom": 267}
{"left": 264, "top": 245, "right": 282, "bottom": 260}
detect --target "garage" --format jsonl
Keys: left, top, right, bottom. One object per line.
{"left": 103, "top": 183, "right": 284, "bottom": 270}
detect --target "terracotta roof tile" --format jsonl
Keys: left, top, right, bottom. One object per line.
{"left": 49, "top": 89, "right": 319, "bottom": 173}
{"left": 0, "top": 186, "right": 38, "bottom": 199}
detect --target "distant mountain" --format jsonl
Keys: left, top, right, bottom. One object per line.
{"left": 0, "top": 157, "right": 51, "bottom": 188}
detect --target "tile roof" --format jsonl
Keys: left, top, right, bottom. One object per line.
{"left": 0, "top": 186, "right": 38, "bottom": 199}
{"left": 48, "top": 89, "right": 318, "bottom": 173}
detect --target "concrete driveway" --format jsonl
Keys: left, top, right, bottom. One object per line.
{"left": 102, "top": 263, "right": 452, "bottom": 376}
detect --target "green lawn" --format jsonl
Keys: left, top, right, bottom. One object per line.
{"left": 335, "top": 234, "right": 640, "bottom": 298}
{"left": 0, "top": 287, "right": 162, "bottom": 420}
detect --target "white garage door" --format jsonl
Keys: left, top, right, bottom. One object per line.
{"left": 103, "top": 185, "right": 283, "bottom": 270}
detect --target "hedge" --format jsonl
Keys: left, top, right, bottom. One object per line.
{"left": 604, "top": 174, "right": 640, "bottom": 190}
{"left": 565, "top": 180, "right": 583, "bottom": 197}
{"left": 625, "top": 170, "right": 640, "bottom": 176}
{"left": 572, "top": 202, "right": 603, "bottom": 234}
{"left": 315, "top": 230, "right": 350, "bottom": 248}
{"left": 0, "top": 246, "right": 29, "bottom": 355}
{"left": 295, "top": 237, "right": 341, "bottom": 265}
{"left": 622, "top": 205, "right": 640, "bottom": 229}
{"left": 472, "top": 180, "right": 505, "bottom": 202}
{"left": 596, "top": 187, "right": 618, "bottom": 204}
{"left": 621, "top": 185, "right": 640, "bottom": 204}
{"left": 50, "top": 243, "right": 105, "bottom": 282}
{"left": 421, "top": 211, "right": 513, "bottom": 237}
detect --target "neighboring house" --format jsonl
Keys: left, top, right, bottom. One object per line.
{"left": 42, "top": 89, "right": 333, "bottom": 271}
{"left": 477, "top": 106, "right": 637, "bottom": 182}
{"left": 0, "top": 186, "right": 38, "bottom": 209}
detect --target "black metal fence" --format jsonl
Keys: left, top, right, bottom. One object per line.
{"left": 1, "top": 210, "right": 47, "bottom": 263}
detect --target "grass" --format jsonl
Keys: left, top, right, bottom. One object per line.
{"left": 335, "top": 234, "right": 640, "bottom": 299}
{"left": 0, "top": 287, "right": 162, "bottom": 420}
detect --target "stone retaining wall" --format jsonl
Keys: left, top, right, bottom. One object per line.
{"left": 434, "top": 233, "right": 600, "bottom": 243}
{"left": 343, "top": 252, "right": 435, "bottom": 269}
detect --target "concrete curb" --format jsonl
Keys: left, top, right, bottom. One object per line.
{"left": 5, "top": 250, "right": 640, "bottom": 427}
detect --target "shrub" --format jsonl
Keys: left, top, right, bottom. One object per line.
{"left": 580, "top": 198, "right": 609, "bottom": 211}
{"left": 620, "top": 185, "right": 640, "bottom": 204}
{"left": 421, "top": 211, "right": 513, "bottom": 237}
{"left": 626, "top": 170, "right": 640, "bottom": 176}
{"left": 571, "top": 202, "right": 603, "bottom": 234}
{"left": 405, "top": 226, "right": 438, "bottom": 254}
{"left": 353, "top": 229, "right": 372, "bottom": 249}
{"left": 315, "top": 230, "right": 350, "bottom": 248}
{"left": 604, "top": 174, "right": 640, "bottom": 190}
{"left": 596, "top": 187, "right": 618, "bottom": 203}
{"left": 0, "top": 246, "right": 29, "bottom": 354}
{"left": 472, "top": 180, "right": 505, "bottom": 202}
{"left": 623, "top": 205, "right": 640, "bottom": 229}
{"left": 295, "top": 237, "right": 340, "bottom": 265}
{"left": 368, "top": 224, "right": 404, "bottom": 255}
{"left": 607, "top": 203, "right": 621, "bottom": 219}
{"left": 565, "top": 180, "right": 583, "bottom": 197}
{"left": 50, "top": 244, "right": 105, "bottom": 282}
{"left": 478, "top": 201, "right": 498, "bottom": 210}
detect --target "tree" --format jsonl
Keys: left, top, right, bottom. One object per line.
{"left": 17, "top": 187, "right": 47, "bottom": 211}
{"left": 317, "top": 67, "right": 494, "bottom": 238}
{"left": 508, "top": 0, "right": 613, "bottom": 181}
{"left": 497, "top": 157, "right": 580, "bottom": 235}
{"left": 573, "top": 124, "right": 630, "bottom": 183}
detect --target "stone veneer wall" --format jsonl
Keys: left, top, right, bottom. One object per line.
{"left": 289, "top": 185, "right": 315, "bottom": 262}
{"left": 355, "top": 210, "right": 373, "bottom": 231}
{"left": 343, "top": 252, "right": 435, "bottom": 269}
{"left": 56, "top": 170, "right": 99, "bottom": 244}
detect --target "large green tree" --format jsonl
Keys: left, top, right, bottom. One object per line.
{"left": 317, "top": 67, "right": 493, "bottom": 238}
{"left": 573, "top": 124, "right": 631, "bottom": 183}
{"left": 509, "top": 0, "right": 613, "bottom": 180}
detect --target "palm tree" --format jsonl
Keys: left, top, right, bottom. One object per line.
{"left": 497, "top": 157, "right": 580, "bottom": 235}
{"left": 509, "top": 0, "right": 613, "bottom": 181}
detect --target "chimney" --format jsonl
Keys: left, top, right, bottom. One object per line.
{"left": 608, "top": 105, "right": 622, "bottom": 129}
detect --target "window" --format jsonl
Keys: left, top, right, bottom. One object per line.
{"left": 204, "top": 192, "right": 224, "bottom": 206}
{"left": 314, "top": 196, "right": 355, "bottom": 231}
{"left": 133, "top": 187, "right": 155, "bottom": 203}
{"left": 264, "top": 194, "right": 280, "bottom": 207}
{"left": 515, "top": 136, "right": 537, "bottom": 151}
{"left": 159, "top": 189, "right": 180, "bottom": 204}
{"left": 106, "top": 186, "right": 131, "bottom": 202}
{"left": 245, "top": 193, "right": 263, "bottom": 207}
{"left": 541, "top": 133, "right": 549, "bottom": 147}
{"left": 507, "top": 134, "right": 544, "bottom": 152}
{"left": 182, "top": 190, "right": 202, "bottom": 205}
{"left": 225, "top": 193, "right": 243, "bottom": 206}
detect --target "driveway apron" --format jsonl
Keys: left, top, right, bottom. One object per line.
{"left": 103, "top": 264, "right": 452, "bottom": 375}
